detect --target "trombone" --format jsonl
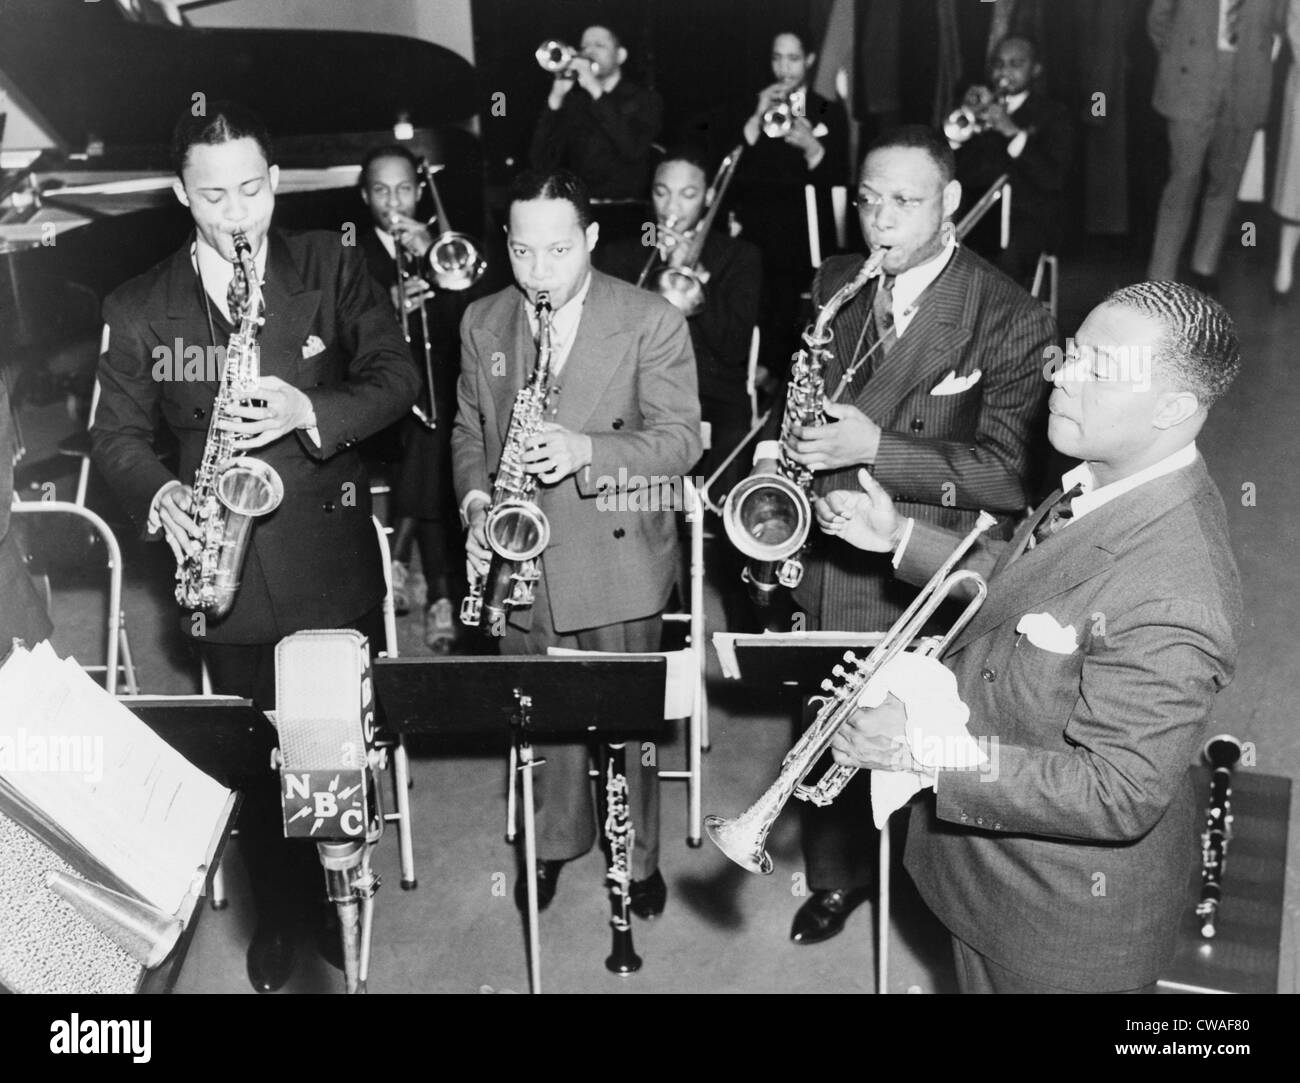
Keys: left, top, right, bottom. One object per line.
{"left": 705, "top": 511, "right": 995, "bottom": 875}
{"left": 389, "top": 209, "right": 438, "bottom": 430}
{"left": 418, "top": 159, "right": 486, "bottom": 292}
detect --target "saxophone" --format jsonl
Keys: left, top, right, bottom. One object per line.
{"left": 721, "top": 248, "right": 885, "bottom": 604}
{"left": 460, "top": 292, "right": 554, "bottom": 635}
{"left": 174, "top": 230, "right": 285, "bottom": 618}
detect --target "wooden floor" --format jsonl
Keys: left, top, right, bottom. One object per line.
{"left": 22, "top": 227, "right": 1300, "bottom": 995}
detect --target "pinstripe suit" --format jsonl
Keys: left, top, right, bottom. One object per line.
{"left": 766, "top": 246, "right": 1055, "bottom": 889}
{"left": 899, "top": 455, "right": 1241, "bottom": 989}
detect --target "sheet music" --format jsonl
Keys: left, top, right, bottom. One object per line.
{"left": 0, "top": 643, "right": 231, "bottom": 915}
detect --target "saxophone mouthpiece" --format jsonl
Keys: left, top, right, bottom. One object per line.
{"left": 535, "top": 290, "right": 551, "bottom": 315}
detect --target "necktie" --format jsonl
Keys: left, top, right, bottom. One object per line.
{"left": 227, "top": 260, "right": 249, "bottom": 322}
{"left": 1224, "top": 0, "right": 1244, "bottom": 48}
{"left": 1030, "top": 482, "right": 1084, "bottom": 547}
{"left": 873, "top": 274, "right": 897, "bottom": 352}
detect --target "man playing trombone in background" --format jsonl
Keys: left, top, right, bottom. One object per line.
{"left": 819, "top": 281, "right": 1242, "bottom": 993}
{"left": 743, "top": 125, "right": 1054, "bottom": 945}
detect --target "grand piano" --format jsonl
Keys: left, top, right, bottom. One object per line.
{"left": 0, "top": 0, "right": 484, "bottom": 447}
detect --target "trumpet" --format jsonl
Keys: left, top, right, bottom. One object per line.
{"left": 706, "top": 511, "right": 995, "bottom": 875}
{"left": 389, "top": 211, "right": 437, "bottom": 430}
{"left": 944, "top": 81, "right": 1009, "bottom": 145}
{"left": 536, "top": 39, "right": 600, "bottom": 79}
{"left": 636, "top": 144, "right": 744, "bottom": 318}
{"left": 761, "top": 95, "right": 794, "bottom": 139}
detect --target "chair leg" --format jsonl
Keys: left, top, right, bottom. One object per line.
{"left": 118, "top": 624, "right": 139, "bottom": 695}
{"left": 392, "top": 739, "right": 417, "bottom": 889}
{"left": 210, "top": 858, "right": 229, "bottom": 911}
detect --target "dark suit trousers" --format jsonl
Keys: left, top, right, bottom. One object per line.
{"left": 952, "top": 936, "right": 1156, "bottom": 994}
{"left": 502, "top": 569, "right": 662, "bottom": 880}
{"left": 202, "top": 605, "right": 386, "bottom": 927}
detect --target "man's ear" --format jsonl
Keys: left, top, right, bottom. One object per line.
{"left": 806, "top": 51, "right": 818, "bottom": 71}
{"left": 172, "top": 178, "right": 190, "bottom": 209}
{"left": 585, "top": 221, "right": 601, "bottom": 251}
{"left": 1153, "top": 390, "right": 1201, "bottom": 431}
{"left": 616, "top": 46, "right": 628, "bottom": 68}
{"left": 942, "top": 178, "right": 962, "bottom": 221}
{"left": 269, "top": 164, "right": 280, "bottom": 193}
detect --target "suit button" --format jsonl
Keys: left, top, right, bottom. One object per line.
{"left": 959, "top": 812, "right": 969, "bottom": 823}
{"left": 910, "top": 417, "right": 924, "bottom": 433}
{"left": 975, "top": 817, "right": 984, "bottom": 826}
{"left": 993, "top": 822, "right": 1002, "bottom": 830}
{"left": 981, "top": 667, "right": 997, "bottom": 682}
{"left": 613, "top": 528, "right": 625, "bottom": 539}
{"left": 193, "top": 407, "right": 206, "bottom": 420}
{"left": 322, "top": 500, "right": 336, "bottom": 513}
{"left": 612, "top": 418, "right": 624, "bottom": 430}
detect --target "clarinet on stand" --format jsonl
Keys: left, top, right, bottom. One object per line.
{"left": 1196, "top": 733, "right": 1242, "bottom": 939}
{"left": 603, "top": 743, "right": 642, "bottom": 975}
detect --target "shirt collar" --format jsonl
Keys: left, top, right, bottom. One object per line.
{"left": 1005, "top": 90, "right": 1029, "bottom": 114}
{"left": 1060, "top": 441, "right": 1199, "bottom": 521}
{"left": 890, "top": 234, "right": 957, "bottom": 315}
{"left": 194, "top": 232, "right": 270, "bottom": 300}
{"left": 524, "top": 271, "right": 593, "bottom": 334}
{"left": 374, "top": 225, "right": 397, "bottom": 259}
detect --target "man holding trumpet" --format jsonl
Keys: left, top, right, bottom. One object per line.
{"left": 817, "top": 281, "right": 1243, "bottom": 993}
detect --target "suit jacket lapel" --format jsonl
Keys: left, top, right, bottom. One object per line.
{"left": 152, "top": 238, "right": 219, "bottom": 389}
{"left": 259, "top": 231, "right": 321, "bottom": 383}
{"left": 859, "top": 249, "right": 972, "bottom": 419}
{"left": 468, "top": 294, "right": 532, "bottom": 445}
{"left": 553, "top": 271, "right": 627, "bottom": 433}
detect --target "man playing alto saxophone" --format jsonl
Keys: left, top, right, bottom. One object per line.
{"left": 91, "top": 102, "right": 417, "bottom": 992}
{"left": 744, "top": 125, "right": 1055, "bottom": 945}
{"left": 452, "top": 168, "right": 700, "bottom": 918}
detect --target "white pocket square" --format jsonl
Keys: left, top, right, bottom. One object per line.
{"left": 302, "top": 335, "right": 326, "bottom": 359}
{"left": 1016, "top": 612, "right": 1078, "bottom": 654}
{"left": 810, "top": 122, "right": 830, "bottom": 139}
{"left": 930, "top": 368, "right": 981, "bottom": 396}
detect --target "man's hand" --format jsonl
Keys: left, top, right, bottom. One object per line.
{"left": 157, "top": 483, "right": 203, "bottom": 566}
{"left": 391, "top": 274, "right": 434, "bottom": 315}
{"left": 658, "top": 220, "right": 693, "bottom": 267}
{"left": 524, "top": 422, "right": 592, "bottom": 484}
{"left": 217, "top": 375, "right": 316, "bottom": 449}
{"left": 814, "top": 468, "right": 903, "bottom": 552}
{"left": 754, "top": 82, "right": 787, "bottom": 119}
{"left": 389, "top": 212, "right": 434, "bottom": 259}
{"left": 785, "top": 400, "right": 881, "bottom": 471}
{"left": 829, "top": 693, "right": 912, "bottom": 772}
{"left": 465, "top": 498, "right": 491, "bottom": 580}
{"left": 547, "top": 73, "right": 576, "bottom": 110}
{"left": 982, "top": 101, "right": 1019, "bottom": 139}
{"left": 571, "top": 56, "right": 603, "bottom": 98}
{"left": 783, "top": 115, "right": 823, "bottom": 162}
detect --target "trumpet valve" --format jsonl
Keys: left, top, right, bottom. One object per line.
{"left": 820, "top": 678, "right": 834, "bottom": 693}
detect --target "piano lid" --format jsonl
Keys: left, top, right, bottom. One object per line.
{"left": 0, "top": 0, "right": 479, "bottom": 161}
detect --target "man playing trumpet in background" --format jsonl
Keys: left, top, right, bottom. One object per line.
{"left": 819, "top": 281, "right": 1242, "bottom": 993}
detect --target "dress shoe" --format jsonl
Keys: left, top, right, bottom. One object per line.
{"left": 789, "top": 887, "right": 872, "bottom": 945}
{"left": 424, "top": 597, "right": 455, "bottom": 654}
{"left": 246, "top": 923, "right": 297, "bottom": 992}
{"left": 629, "top": 869, "right": 667, "bottom": 919}
{"left": 316, "top": 905, "right": 344, "bottom": 972}
{"left": 390, "top": 560, "right": 412, "bottom": 616}
{"left": 1187, "top": 271, "right": 1220, "bottom": 297}
{"left": 514, "top": 859, "right": 565, "bottom": 913}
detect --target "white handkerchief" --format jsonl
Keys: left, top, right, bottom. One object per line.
{"left": 1015, "top": 611, "right": 1078, "bottom": 654}
{"left": 302, "top": 334, "right": 326, "bottom": 358}
{"left": 929, "top": 368, "right": 982, "bottom": 396}
{"left": 811, "top": 122, "right": 830, "bottom": 139}
{"left": 861, "top": 653, "right": 986, "bottom": 828}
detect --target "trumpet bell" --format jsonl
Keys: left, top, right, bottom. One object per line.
{"left": 762, "top": 103, "right": 793, "bottom": 139}
{"left": 427, "top": 231, "right": 486, "bottom": 291}
{"left": 722, "top": 472, "right": 812, "bottom": 563}
{"left": 485, "top": 499, "right": 550, "bottom": 563}
{"left": 943, "top": 107, "right": 978, "bottom": 145}
{"left": 650, "top": 265, "right": 705, "bottom": 317}
{"left": 704, "top": 814, "right": 774, "bottom": 875}
{"left": 536, "top": 39, "right": 574, "bottom": 71}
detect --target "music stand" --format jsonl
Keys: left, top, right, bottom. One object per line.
{"left": 711, "top": 631, "right": 898, "bottom": 994}
{"left": 373, "top": 656, "right": 668, "bottom": 994}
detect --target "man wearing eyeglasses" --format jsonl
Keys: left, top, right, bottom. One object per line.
{"left": 745, "top": 124, "right": 1055, "bottom": 945}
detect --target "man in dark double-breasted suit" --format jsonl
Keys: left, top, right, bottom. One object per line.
{"left": 748, "top": 125, "right": 1055, "bottom": 944}
{"left": 453, "top": 168, "right": 701, "bottom": 919}
{"left": 91, "top": 103, "right": 417, "bottom": 992}
{"left": 824, "top": 280, "right": 1242, "bottom": 992}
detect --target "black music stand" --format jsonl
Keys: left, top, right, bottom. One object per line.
{"left": 120, "top": 695, "right": 269, "bottom": 993}
{"left": 711, "top": 631, "right": 898, "bottom": 993}
{"left": 373, "top": 655, "right": 668, "bottom": 994}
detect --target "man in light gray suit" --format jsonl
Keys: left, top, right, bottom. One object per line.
{"left": 821, "top": 281, "right": 1242, "bottom": 992}
{"left": 452, "top": 168, "right": 701, "bottom": 917}
{"left": 1147, "top": 0, "right": 1286, "bottom": 286}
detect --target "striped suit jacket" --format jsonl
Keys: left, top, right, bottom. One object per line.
{"left": 766, "top": 247, "right": 1055, "bottom": 632}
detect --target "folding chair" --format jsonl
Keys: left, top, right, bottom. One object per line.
{"left": 9, "top": 499, "right": 138, "bottom": 694}
{"left": 1031, "top": 252, "right": 1060, "bottom": 320}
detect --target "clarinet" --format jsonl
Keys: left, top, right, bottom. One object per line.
{"left": 1196, "top": 734, "right": 1242, "bottom": 939}
{"left": 603, "top": 743, "right": 642, "bottom": 974}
